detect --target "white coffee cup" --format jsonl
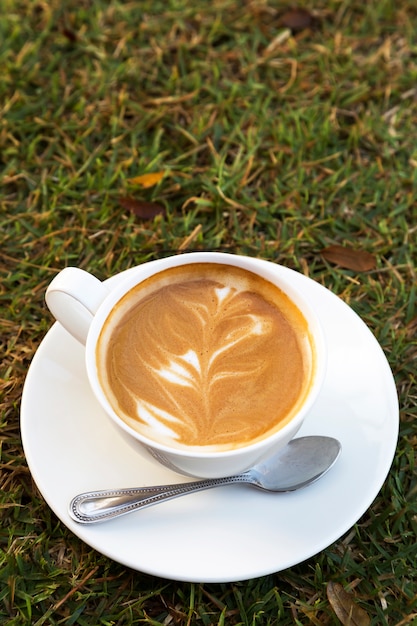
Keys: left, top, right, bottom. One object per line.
{"left": 45, "top": 252, "right": 326, "bottom": 478}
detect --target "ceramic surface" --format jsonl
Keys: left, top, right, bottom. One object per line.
{"left": 21, "top": 264, "right": 399, "bottom": 582}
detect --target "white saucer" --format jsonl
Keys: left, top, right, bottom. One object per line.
{"left": 21, "top": 262, "right": 399, "bottom": 583}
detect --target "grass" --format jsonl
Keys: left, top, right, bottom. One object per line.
{"left": 1, "top": 0, "right": 417, "bottom": 623}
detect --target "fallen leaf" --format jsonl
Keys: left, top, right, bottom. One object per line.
{"left": 62, "top": 27, "right": 78, "bottom": 42}
{"left": 127, "top": 171, "right": 166, "bottom": 188}
{"left": 279, "top": 8, "right": 317, "bottom": 33}
{"left": 119, "top": 196, "right": 165, "bottom": 219}
{"left": 327, "top": 582, "right": 370, "bottom": 626}
{"left": 321, "top": 245, "right": 377, "bottom": 272}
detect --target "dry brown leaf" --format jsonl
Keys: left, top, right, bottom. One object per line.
{"left": 62, "top": 27, "right": 78, "bottom": 42}
{"left": 321, "top": 245, "right": 377, "bottom": 272}
{"left": 327, "top": 582, "right": 370, "bottom": 626}
{"left": 119, "top": 196, "right": 165, "bottom": 219}
{"left": 279, "top": 8, "right": 317, "bottom": 33}
{"left": 127, "top": 171, "right": 166, "bottom": 188}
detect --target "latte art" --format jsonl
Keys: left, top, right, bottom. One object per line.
{"left": 97, "top": 264, "right": 313, "bottom": 451}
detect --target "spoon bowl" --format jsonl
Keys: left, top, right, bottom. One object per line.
{"left": 69, "top": 436, "right": 341, "bottom": 524}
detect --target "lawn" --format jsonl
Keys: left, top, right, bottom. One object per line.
{"left": 1, "top": 0, "right": 416, "bottom": 624}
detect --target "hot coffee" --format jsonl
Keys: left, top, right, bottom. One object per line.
{"left": 96, "top": 263, "right": 315, "bottom": 451}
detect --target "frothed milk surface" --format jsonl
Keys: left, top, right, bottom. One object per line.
{"left": 97, "top": 264, "right": 314, "bottom": 451}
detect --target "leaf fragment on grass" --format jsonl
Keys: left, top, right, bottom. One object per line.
{"left": 327, "top": 582, "right": 370, "bottom": 626}
{"left": 62, "top": 27, "right": 78, "bottom": 42}
{"left": 321, "top": 245, "right": 377, "bottom": 271}
{"left": 127, "top": 171, "right": 167, "bottom": 188}
{"left": 279, "top": 8, "right": 317, "bottom": 33}
{"left": 119, "top": 196, "right": 165, "bottom": 219}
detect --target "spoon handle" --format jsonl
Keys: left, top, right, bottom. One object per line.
{"left": 69, "top": 475, "right": 248, "bottom": 523}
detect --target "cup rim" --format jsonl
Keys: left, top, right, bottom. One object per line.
{"left": 85, "top": 252, "right": 327, "bottom": 459}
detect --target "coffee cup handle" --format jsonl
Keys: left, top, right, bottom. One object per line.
{"left": 45, "top": 267, "right": 110, "bottom": 345}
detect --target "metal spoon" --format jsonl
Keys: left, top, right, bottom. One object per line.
{"left": 69, "top": 436, "right": 341, "bottom": 524}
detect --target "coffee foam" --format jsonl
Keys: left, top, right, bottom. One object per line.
{"left": 97, "top": 264, "right": 313, "bottom": 451}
